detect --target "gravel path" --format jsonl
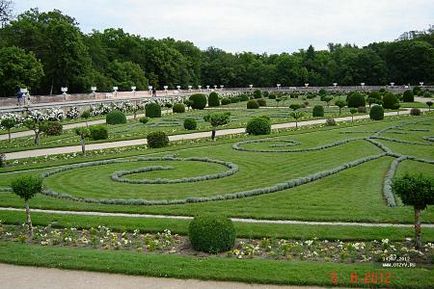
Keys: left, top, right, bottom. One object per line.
{"left": 0, "top": 263, "right": 348, "bottom": 289}
{"left": 3, "top": 110, "right": 412, "bottom": 160}
{"left": 2, "top": 207, "right": 431, "bottom": 228}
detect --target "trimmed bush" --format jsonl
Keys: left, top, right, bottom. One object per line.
{"left": 246, "top": 117, "right": 271, "bottom": 135}
{"left": 172, "top": 103, "right": 185, "bottom": 113}
{"left": 106, "top": 110, "right": 127, "bottom": 125}
{"left": 189, "top": 214, "right": 236, "bottom": 253}
{"left": 208, "top": 92, "right": 220, "bottom": 107}
{"left": 147, "top": 131, "right": 169, "bottom": 148}
{"left": 247, "top": 99, "right": 259, "bottom": 109}
{"left": 347, "top": 92, "right": 366, "bottom": 108}
{"left": 257, "top": 98, "right": 267, "bottom": 107}
{"left": 312, "top": 105, "right": 324, "bottom": 117}
{"left": 253, "top": 89, "right": 262, "bottom": 99}
{"left": 369, "top": 105, "right": 384, "bottom": 120}
{"left": 413, "top": 86, "right": 422, "bottom": 96}
{"left": 183, "top": 118, "right": 197, "bottom": 130}
{"left": 221, "top": 98, "right": 231, "bottom": 105}
{"left": 239, "top": 94, "right": 249, "bottom": 101}
{"left": 382, "top": 92, "right": 399, "bottom": 109}
{"left": 145, "top": 102, "right": 162, "bottom": 118}
{"left": 189, "top": 94, "right": 207, "bottom": 109}
{"left": 410, "top": 108, "right": 421, "bottom": 116}
{"left": 41, "top": 121, "right": 63, "bottom": 136}
{"left": 357, "top": 106, "right": 367, "bottom": 113}
{"left": 139, "top": 117, "right": 149, "bottom": 124}
{"left": 325, "top": 118, "right": 336, "bottom": 126}
{"left": 403, "top": 90, "right": 414, "bottom": 102}
{"left": 89, "top": 125, "right": 108, "bottom": 140}
{"left": 230, "top": 96, "right": 240, "bottom": 103}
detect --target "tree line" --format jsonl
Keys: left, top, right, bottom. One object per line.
{"left": 0, "top": 8, "right": 433, "bottom": 97}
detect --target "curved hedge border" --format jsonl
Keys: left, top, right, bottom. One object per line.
{"left": 111, "top": 157, "right": 239, "bottom": 184}
{"left": 370, "top": 136, "right": 433, "bottom": 146}
{"left": 383, "top": 156, "right": 408, "bottom": 207}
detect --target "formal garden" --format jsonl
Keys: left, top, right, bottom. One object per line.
{"left": 0, "top": 89, "right": 433, "bottom": 288}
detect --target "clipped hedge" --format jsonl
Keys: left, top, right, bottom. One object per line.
{"left": 369, "top": 105, "right": 384, "bottom": 120}
{"left": 208, "top": 92, "right": 220, "bottom": 107}
{"left": 189, "top": 214, "right": 236, "bottom": 253}
{"left": 147, "top": 131, "right": 169, "bottom": 148}
{"left": 41, "top": 121, "right": 63, "bottom": 136}
{"left": 89, "top": 125, "right": 108, "bottom": 140}
{"left": 312, "top": 105, "right": 324, "bottom": 117}
{"left": 257, "top": 98, "right": 267, "bottom": 107}
{"left": 106, "top": 110, "right": 127, "bottom": 125}
{"left": 145, "top": 102, "right": 162, "bottom": 118}
{"left": 221, "top": 98, "right": 231, "bottom": 105}
{"left": 172, "top": 103, "right": 185, "bottom": 113}
{"left": 189, "top": 94, "right": 207, "bottom": 109}
{"left": 245, "top": 117, "right": 271, "bottom": 135}
{"left": 410, "top": 108, "right": 421, "bottom": 116}
{"left": 183, "top": 118, "right": 197, "bottom": 130}
{"left": 402, "top": 90, "right": 414, "bottom": 102}
{"left": 247, "top": 99, "right": 259, "bottom": 109}
{"left": 347, "top": 92, "right": 366, "bottom": 108}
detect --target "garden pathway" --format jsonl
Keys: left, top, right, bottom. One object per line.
{"left": 1, "top": 207, "right": 432, "bottom": 228}
{"left": 4, "top": 110, "right": 419, "bottom": 160}
{"left": 0, "top": 263, "right": 351, "bottom": 289}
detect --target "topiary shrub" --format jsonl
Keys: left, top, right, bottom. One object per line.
{"left": 253, "top": 89, "right": 262, "bottom": 99}
{"left": 41, "top": 121, "right": 63, "bottom": 136}
{"left": 247, "top": 99, "right": 259, "bottom": 109}
{"left": 346, "top": 92, "right": 366, "bottom": 108}
{"left": 188, "top": 214, "right": 236, "bottom": 253}
{"left": 402, "top": 90, "right": 414, "bottom": 102}
{"left": 183, "top": 118, "right": 197, "bottom": 130}
{"left": 106, "top": 110, "right": 127, "bottom": 125}
{"left": 312, "top": 105, "right": 324, "bottom": 117}
{"left": 357, "top": 106, "right": 367, "bottom": 113}
{"left": 147, "top": 131, "right": 169, "bottom": 148}
{"left": 382, "top": 92, "right": 399, "bottom": 109}
{"left": 257, "top": 98, "right": 267, "bottom": 107}
{"left": 369, "top": 105, "right": 384, "bottom": 120}
{"left": 145, "top": 102, "right": 162, "bottom": 118}
{"left": 239, "top": 94, "right": 249, "bottom": 101}
{"left": 221, "top": 98, "right": 231, "bottom": 105}
{"left": 172, "top": 103, "right": 185, "bottom": 113}
{"left": 208, "top": 92, "right": 220, "bottom": 107}
{"left": 413, "top": 86, "right": 422, "bottom": 96}
{"left": 139, "top": 116, "right": 149, "bottom": 124}
{"left": 230, "top": 96, "right": 240, "bottom": 103}
{"left": 89, "top": 125, "right": 108, "bottom": 140}
{"left": 246, "top": 116, "right": 271, "bottom": 135}
{"left": 189, "top": 94, "right": 207, "bottom": 109}
{"left": 325, "top": 118, "right": 336, "bottom": 126}
{"left": 410, "top": 108, "right": 421, "bottom": 116}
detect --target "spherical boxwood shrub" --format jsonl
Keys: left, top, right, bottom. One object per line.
{"left": 189, "top": 214, "right": 236, "bottom": 253}
{"left": 239, "top": 94, "right": 249, "bottom": 101}
{"left": 90, "top": 125, "right": 108, "bottom": 140}
{"left": 253, "top": 89, "right": 262, "bottom": 99}
{"left": 402, "top": 90, "right": 414, "bottom": 102}
{"left": 139, "top": 116, "right": 149, "bottom": 124}
{"left": 382, "top": 92, "right": 399, "bottom": 109}
{"left": 147, "top": 131, "right": 169, "bottom": 148}
{"left": 347, "top": 92, "right": 366, "bottom": 108}
{"left": 189, "top": 94, "right": 207, "bottom": 110}
{"left": 246, "top": 116, "right": 271, "bottom": 135}
{"left": 41, "top": 121, "right": 63, "bottom": 136}
{"left": 221, "top": 98, "right": 231, "bottom": 105}
{"left": 145, "top": 102, "right": 162, "bottom": 118}
{"left": 410, "top": 108, "right": 421, "bottom": 116}
{"left": 172, "top": 103, "right": 185, "bottom": 113}
{"left": 106, "top": 110, "right": 127, "bottom": 125}
{"left": 208, "top": 92, "right": 220, "bottom": 107}
{"left": 369, "top": 105, "right": 384, "bottom": 120}
{"left": 247, "top": 99, "right": 259, "bottom": 109}
{"left": 257, "top": 98, "right": 267, "bottom": 107}
{"left": 312, "top": 105, "right": 324, "bottom": 117}
{"left": 183, "top": 118, "right": 197, "bottom": 130}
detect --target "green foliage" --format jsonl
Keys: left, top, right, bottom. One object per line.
{"left": 413, "top": 86, "right": 422, "bottom": 96}
{"left": 189, "top": 94, "right": 207, "bottom": 109}
{"left": 369, "top": 91, "right": 382, "bottom": 100}
{"left": 357, "top": 106, "right": 367, "bottom": 113}
{"left": 208, "top": 92, "right": 220, "bottom": 107}
{"left": 246, "top": 116, "right": 271, "bottom": 135}
{"left": 0, "top": 153, "right": 5, "bottom": 168}
{"left": 41, "top": 121, "right": 63, "bottom": 136}
{"left": 369, "top": 105, "right": 384, "bottom": 120}
{"left": 107, "top": 60, "right": 148, "bottom": 90}
{"left": 247, "top": 100, "right": 259, "bottom": 109}
{"left": 145, "top": 103, "right": 162, "bottom": 118}
{"left": 257, "top": 98, "right": 267, "bottom": 107}
{"left": 1, "top": 117, "right": 16, "bottom": 132}
{"left": 312, "top": 105, "right": 324, "bottom": 117}
{"left": 289, "top": 103, "right": 302, "bottom": 111}
{"left": 334, "top": 100, "right": 346, "bottom": 114}
{"left": 403, "top": 90, "right": 414, "bottom": 102}
{"left": 204, "top": 112, "right": 230, "bottom": 127}
{"left": 221, "top": 98, "right": 231, "bottom": 105}
{"left": 346, "top": 92, "right": 366, "bottom": 108}
{"left": 89, "top": 125, "right": 108, "bottom": 140}
{"left": 183, "top": 118, "right": 197, "bottom": 130}
{"left": 11, "top": 175, "right": 43, "bottom": 201}
{"left": 80, "top": 110, "right": 91, "bottom": 119}
{"left": 239, "top": 94, "right": 249, "bottom": 101}
{"left": 382, "top": 92, "right": 399, "bottom": 109}
{"left": 172, "top": 103, "right": 186, "bottom": 113}
{"left": 350, "top": 108, "right": 357, "bottom": 115}
{"left": 147, "top": 131, "right": 169, "bottom": 148}
{"left": 392, "top": 174, "right": 433, "bottom": 210}
{"left": 106, "top": 110, "right": 127, "bottom": 125}
{"left": 318, "top": 88, "right": 326, "bottom": 96}
{"left": 410, "top": 108, "right": 421, "bottom": 116}
{"left": 139, "top": 117, "right": 149, "bottom": 124}
{"left": 188, "top": 214, "right": 236, "bottom": 253}
{"left": 253, "top": 90, "right": 262, "bottom": 99}
{"left": 74, "top": 127, "right": 90, "bottom": 138}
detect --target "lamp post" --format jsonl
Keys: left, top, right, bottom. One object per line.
{"left": 112, "top": 86, "right": 118, "bottom": 98}
{"left": 276, "top": 83, "right": 281, "bottom": 90}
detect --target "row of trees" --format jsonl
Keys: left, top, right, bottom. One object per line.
{"left": 0, "top": 8, "right": 434, "bottom": 97}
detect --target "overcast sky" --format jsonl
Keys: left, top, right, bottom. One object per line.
{"left": 12, "top": 0, "right": 434, "bottom": 54}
